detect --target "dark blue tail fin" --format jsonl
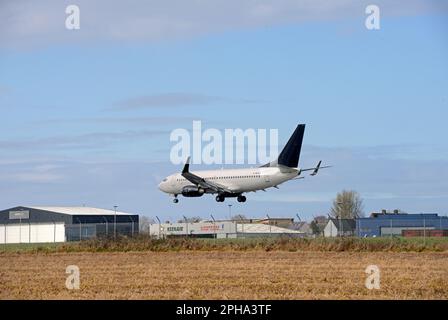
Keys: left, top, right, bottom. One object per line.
{"left": 277, "top": 124, "right": 305, "bottom": 168}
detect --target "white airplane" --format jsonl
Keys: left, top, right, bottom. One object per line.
{"left": 158, "top": 124, "right": 330, "bottom": 203}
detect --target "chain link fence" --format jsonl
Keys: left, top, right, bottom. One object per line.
{"left": 65, "top": 222, "right": 138, "bottom": 241}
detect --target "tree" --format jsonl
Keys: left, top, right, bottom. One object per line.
{"left": 231, "top": 214, "right": 247, "bottom": 221}
{"left": 310, "top": 220, "right": 319, "bottom": 235}
{"left": 139, "top": 216, "right": 155, "bottom": 234}
{"left": 310, "top": 215, "right": 328, "bottom": 236}
{"left": 177, "top": 216, "right": 202, "bottom": 223}
{"left": 330, "top": 190, "right": 364, "bottom": 219}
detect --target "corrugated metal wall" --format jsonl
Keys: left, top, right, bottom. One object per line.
{"left": 0, "top": 223, "right": 65, "bottom": 244}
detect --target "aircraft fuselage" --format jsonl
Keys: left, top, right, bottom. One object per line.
{"left": 158, "top": 166, "right": 299, "bottom": 195}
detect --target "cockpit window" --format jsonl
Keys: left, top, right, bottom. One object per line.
{"left": 162, "top": 178, "right": 168, "bottom": 182}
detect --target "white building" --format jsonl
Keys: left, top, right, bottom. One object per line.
{"left": 323, "top": 218, "right": 356, "bottom": 237}
{"left": 0, "top": 206, "right": 139, "bottom": 244}
{"left": 149, "top": 221, "right": 305, "bottom": 238}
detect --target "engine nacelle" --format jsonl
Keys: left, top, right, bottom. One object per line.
{"left": 181, "top": 185, "right": 205, "bottom": 197}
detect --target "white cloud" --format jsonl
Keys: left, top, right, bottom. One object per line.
{"left": 0, "top": 130, "right": 167, "bottom": 151}
{"left": 14, "top": 172, "right": 65, "bottom": 183}
{"left": 1, "top": 0, "right": 446, "bottom": 49}
{"left": 114, "top": 93, "right": 226, "bottom": 109}
{"left": 252, "top": 191, "right": 336, "bottom": 203}
{"left": 7, "top": 163, "right": 66, "bottom": 183}
{"left": 112, "top": 93, "right": 265, "bottom": 109}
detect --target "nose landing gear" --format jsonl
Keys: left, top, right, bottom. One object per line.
{"left": 173, "top": 195, "right": 179, "bottom": 203}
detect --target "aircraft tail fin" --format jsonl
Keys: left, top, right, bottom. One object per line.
{"left": 277, "top": 124, "right": 305, "bottom": 168}
{"left": 182, "top": 156, "right": 191, "bottom": 173}
{"left": 261, "top": 124, "right": 305, "bottom": 168}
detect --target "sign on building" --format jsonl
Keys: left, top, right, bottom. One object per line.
{"left": 9, "top": 210, "right": 30, "bottom": 220}
{"left": 152, "top": 221, "right": 236, "bottom": 237}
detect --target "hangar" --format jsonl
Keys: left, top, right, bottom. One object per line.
{"left": 0, "top": 206, "right": 139, "bottom": 244}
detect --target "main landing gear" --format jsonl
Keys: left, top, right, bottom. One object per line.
{"left": 215, "top": 194, "right": 247, "bottom": 203}
{"left": 173, "top": 195, "right": 179, "bottom": 203}
{"left": 215, "top": 195, "right": 225, "bottom": 202}
{"left": 237, "top": 195, "right": 246, "bottom": 203}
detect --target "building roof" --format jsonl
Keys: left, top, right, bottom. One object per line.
{"left": 256, "top": 218, "right": 294, "bottom": 222}
{"left": 364, "top": 213, "right": 440, "bottom": 220}
{"left": 237, "top": 223, "right": 304, "bottom": 234}
{"left": 288, "top": 221, "right": 310, "bottom": 231}
{"left": 330, "top": 218, "right": 356, "bottom": 231}
{"left": 27, "top": 206, "right": 134, "bottom": 216}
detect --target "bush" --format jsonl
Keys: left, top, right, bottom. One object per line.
{"left": 3, "top": 235, "right": 448, "bottom": 254}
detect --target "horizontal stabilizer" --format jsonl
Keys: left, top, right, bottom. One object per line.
{"left": 301, "top": 160, "right": 332, "bottom": 176}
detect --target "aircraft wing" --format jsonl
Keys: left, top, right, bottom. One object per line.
{"left": 181, "top": 157, "right": 233, "bottom": 193}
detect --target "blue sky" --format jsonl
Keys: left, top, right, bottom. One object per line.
{"left": 1, "top": 0, "right": 447, "bottom": 221}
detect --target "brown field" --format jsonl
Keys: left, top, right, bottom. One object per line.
{"left": 1, "top": 250, "right": 447, "bottom": 299}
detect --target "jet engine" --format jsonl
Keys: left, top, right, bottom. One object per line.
{"left": 181, "top": 185, "right": 205, "bottom": 197}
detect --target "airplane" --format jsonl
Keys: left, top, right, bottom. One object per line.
{"left": 158, "top": 124, "right": 331, "bottom": 203}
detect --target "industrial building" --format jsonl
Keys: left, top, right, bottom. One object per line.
{"left": 322, "top": 211, "right": 448, "bottom": 238}
{"left": 148, "top": 220, "right": 304, "bottom": 239}
{"left": 356, "top": 212, "right": 448, "bottom": 237}
{"left": 0, "top": 206, "right": 139, "bottom": 244}
{"left": 324, "top": 219, "right": 356, "bottom": 237}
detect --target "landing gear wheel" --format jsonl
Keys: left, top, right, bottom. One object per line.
{"left": 237, "top": 195, "right": 246, "bottom": 203}
{"left": 173, "top": 197, "right": 179, "bottom": 203}
{"left": 215, "top": 195, "right": 225, "bottom": 202}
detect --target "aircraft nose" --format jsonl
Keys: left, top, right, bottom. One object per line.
{"left": 158, "top": 181, "right": 168, "bottom": 192}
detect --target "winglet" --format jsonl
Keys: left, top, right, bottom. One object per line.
{"left": 182, "top": 156, "right": 191, "bottom": 174}
{"left": 310, "top": 160, "right": 322, "bottom": 176}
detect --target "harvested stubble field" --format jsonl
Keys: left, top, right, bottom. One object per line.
{"left": 1, "top": 238, "right": 447, "bottom": 299}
